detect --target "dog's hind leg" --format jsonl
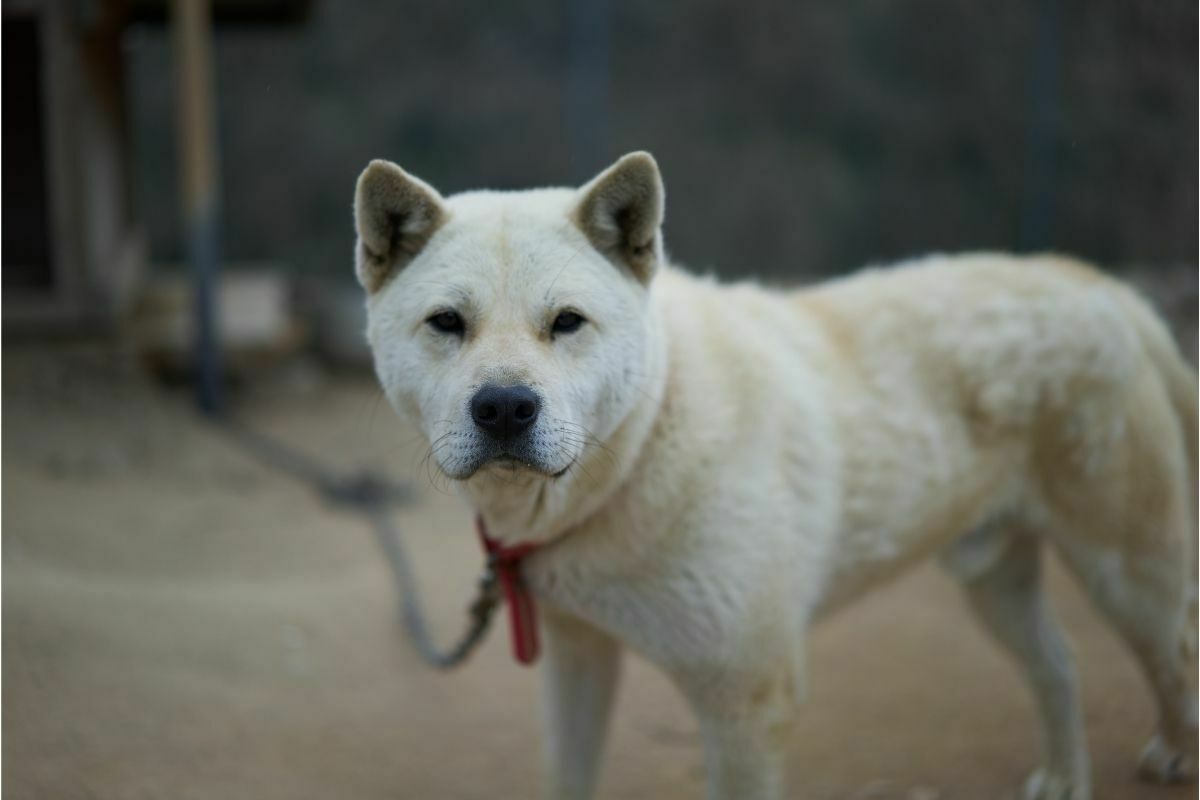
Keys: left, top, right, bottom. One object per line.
{"left": 942, "top": 527, "right": 1091, "bottom": 800}
{"left": 1052, "top": 527, "right": 1197, "bottom": 785}
{"left": 1045, "top": 357, "right": 1197, "bottom": 786}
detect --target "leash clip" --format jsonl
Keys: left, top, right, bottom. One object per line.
{"left": 469, "top": 562, "right": 502, "bottom": 623}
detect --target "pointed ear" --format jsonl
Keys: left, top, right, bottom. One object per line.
{"left": 573, "top": 151, "right": 665, "bottom": 284}
{"left": 353, "top": 160, "right": 447, "bottom": 293}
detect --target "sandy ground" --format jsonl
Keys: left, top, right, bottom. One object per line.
{"left": 2, "top": 344, "right": 1193, "bottom": 800}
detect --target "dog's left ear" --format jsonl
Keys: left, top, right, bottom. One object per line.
{"left": 574, "top": 151, "right": 665, "bottom": 285}
{"left": 354, "top": 159, "right": 447, "bottom": 293}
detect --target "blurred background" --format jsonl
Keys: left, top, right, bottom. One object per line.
{"left": 3, "top": 1, "right": 1196, "bottom": 798}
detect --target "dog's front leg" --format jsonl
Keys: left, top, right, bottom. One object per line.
{"left": 695, "top": 710, "right": 788, "bottom": 800}
{"left": 540, "top": 611, "right": 622, "bottom": 800}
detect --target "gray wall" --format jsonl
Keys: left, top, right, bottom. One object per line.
{"left": 126, "top": 0, "right": 1198, "bottom": 282}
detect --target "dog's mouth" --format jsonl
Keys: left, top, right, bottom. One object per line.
{"left": 433, "top": 431, "right": 579, "bottom": 482}
{"left": 482, "top": 454, "right": 570, "bottom": 477}
{"left": 463, "top": 451, "right": 574, "bottom": 481}
{"left": 489, "top": 455, "right": 527, "bottom": 469}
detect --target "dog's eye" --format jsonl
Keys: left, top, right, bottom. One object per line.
{"left": 427, "top": 310, "right": 465, "bottom": 335}
{"left": 552, "top": 311, "right": 585, "bottom": 335}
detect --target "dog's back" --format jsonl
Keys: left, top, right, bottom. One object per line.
{"left": 791, "top": 252, "right": 1198, "bottom": 789}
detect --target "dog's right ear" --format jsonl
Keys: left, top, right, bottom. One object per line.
{"left": 354, "top": 160, "right": 446, "bottom": 293}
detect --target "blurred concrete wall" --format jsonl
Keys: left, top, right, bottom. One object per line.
{"left": 124, "top": 0, "right": 1197, "bottom": 282}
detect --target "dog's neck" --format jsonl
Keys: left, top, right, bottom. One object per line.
{"left": 460, "top": 306, "right": 669, "bottom": 548}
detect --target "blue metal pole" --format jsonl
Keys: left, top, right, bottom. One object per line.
{"left": 1019, "top": 0, "right": 1059, "bottom": 251}
{"left": 173, "top": 0, "right": 223, "bottom": 415}
{"left": 567, "top": 0, "right": 611, "bottom": 178}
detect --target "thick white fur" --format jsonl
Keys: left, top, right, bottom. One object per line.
{"left": 358, "top": 153, "right": 1198, "bottom": 800}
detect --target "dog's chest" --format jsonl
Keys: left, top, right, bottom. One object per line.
{"left": 529, "top": 546, "right": 753, "bottom": 668}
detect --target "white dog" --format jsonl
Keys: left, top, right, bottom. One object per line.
{"left": 354, "top": 152, "right": 1197, "bottom": 800}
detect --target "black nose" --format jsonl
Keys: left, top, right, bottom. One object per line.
{"left": 470, "top": 384, "right": 540, "bottom": 439}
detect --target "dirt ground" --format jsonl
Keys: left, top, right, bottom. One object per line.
{"left": 2, "top": 344, "right": 1192, "bottom": 800}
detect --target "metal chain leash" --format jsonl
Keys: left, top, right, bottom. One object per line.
{"left": 217, "top": 417, "right": 499, "bottom": 669}
{"left": 367, "top": 506, "right": 502, "bottom": 668}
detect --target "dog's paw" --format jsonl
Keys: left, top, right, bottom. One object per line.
{"left": 1138, "top": 734, "right": 1196, "bottom": 784}
{"left": 1022, "top": 767, "right": 1090, "bottom": 800}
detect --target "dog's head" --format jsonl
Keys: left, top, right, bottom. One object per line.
{"left": 356, "top": 153, "right": 665, "bottom": 486}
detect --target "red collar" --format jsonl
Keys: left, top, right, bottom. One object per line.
{"left": 476, "top": 516, "right": 541, "bottom": 665}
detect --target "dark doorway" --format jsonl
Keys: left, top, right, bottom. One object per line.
{"left": 3, "top": 15, "right": 54, "bottom": 291}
